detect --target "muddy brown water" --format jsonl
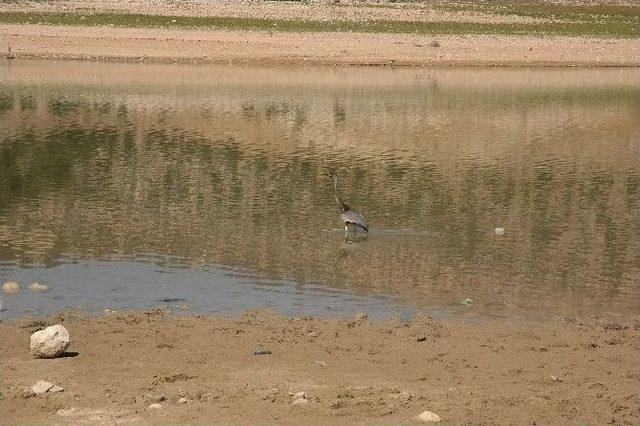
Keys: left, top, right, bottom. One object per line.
{"left": 1, "top": 60, "right": 638, "bottom": 321}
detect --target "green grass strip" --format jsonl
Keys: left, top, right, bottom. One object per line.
{"left": 1, "top": 11, "right": 638, "bottom": 38}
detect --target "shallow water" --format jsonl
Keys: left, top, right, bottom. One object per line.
{"left": 1, "top": 60, "right": 638, "bottom": 321}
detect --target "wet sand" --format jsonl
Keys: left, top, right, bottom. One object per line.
{"left": 2, "top": 310, "right": 639, "bottom": 424}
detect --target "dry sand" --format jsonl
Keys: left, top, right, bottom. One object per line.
{"left": 2, "top": 24, "right": 637, "bottom": 67}
{"left": 2, "top": 310, "right": 639, "bottom": 424}
{"left": 1, "top": 0, "right": 638, "bottom": 66}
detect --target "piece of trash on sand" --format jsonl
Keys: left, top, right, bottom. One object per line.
{"left": 461, "top": 297, "right": 474, "bottom": 306}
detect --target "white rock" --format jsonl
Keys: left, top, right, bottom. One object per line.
{"left": 2, "top": 281, "right": 20, "bottom": 294}
{"left": 147, "top": 403, "right": 163, "bottom": 410}
{"left": 49, "top": 385, "right": 65, "bottom": 393}
{"left": 29, "top": 282, "right": 50, "bottom": 292}
{"left": 293, "top": 391, "right": 306, "bottom": 399}
{"left": 178, "top": 397, "right": 189, "bottom": 404}
{"left": 355, "top": 312, "right": 368, "bottom": 321}
{"left": 30, "top": 324, "right": 71, "bottom": 358}
{"left": 32, "top": 380, "right": 54, "bottom": 395}
{"left": 292, "top": 396, "right": 309, "bottom": 405}
{"left": 416, "top": 410, "right": 441, "bottom": 423}
{"left": 494, "top": 227, "right": 506, "bottom": 236}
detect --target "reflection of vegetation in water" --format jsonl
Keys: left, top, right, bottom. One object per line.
{"left": 1, "top": 79, "right": 638, "bottom": 316}
{"left": 0, "top": 93, "right": 14, "bottom": 112}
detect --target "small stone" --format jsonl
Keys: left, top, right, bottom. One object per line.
{"left": 29, "top": 282, "right": 50, "bottom": 292}
{"left": 178, "top": 397, "right": 188, "bottom": 404}
{"left": 261, "top": 388, "right": 279, "bottom": 401}
{"left": 147, "top": 403, "right": 163, "bottom": 410}
{"left": 355, "top": 312, "right": 368, "bottom": 321}
{"left": 313, "top": 361, "right": 326, "bottom": 368}
{"left": 292, "top": 396, "right": 309, "bottom": 405}
{"left": 417, "top": 410, "right": 441, "bottom": 422}
{"left": 30, "top": 325, "right": 71, "bottom": 358}
{"left": 146, "top": 394, "right": 166, "bottom": 403}
{"left": 49, "top": 385, "right": 64, "bottom": 393}
{"left": 32, "top": 380, "right": 54, "bottom": 395}
{"left": 550, "top": 375, "right": 563, "bottom": 382}
{"left": 307, "top": 331, "right": 319, "bottom": 337}
{"left": 461, "top": 297, "right": 474, "bottom": 306}
{"left": 416, "top": 337, "right": 427, "bottom": 342}
{"left": 253, "top": 349, "right": 272, "bottom": 355}
{"left": 3, "top": 281, "right": 20, "bottom": 294}
{"left": 293, "top": 391, "right": 306, "bottom": 399}
{"left": 494, "top": 226, "right": 506, "bottom": 236}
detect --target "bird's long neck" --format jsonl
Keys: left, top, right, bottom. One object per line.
{"left": 332, "top": 177, "right": 342, "bottom": 209}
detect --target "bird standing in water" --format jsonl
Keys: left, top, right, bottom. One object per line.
{"left": 325, "top": 172, "right": 369, "bottom": 236}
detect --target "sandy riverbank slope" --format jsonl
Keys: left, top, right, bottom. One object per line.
{"left": 2, "top": 310, "right": 639, "bottom": 424}
{"left": 1, "top": 1, "right": 638, "bottom": 66}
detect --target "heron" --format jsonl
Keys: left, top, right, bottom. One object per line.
{"left": 325, "top": 172, "right": 369, "bottom": 235}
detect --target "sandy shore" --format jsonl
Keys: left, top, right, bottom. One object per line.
{"left": 2, "top": 310, "right": 639, "bottom": 424}
{"left": 1, "top": 0, "right": 638, "bottom": 66}
{"left": 2, "top": 24, "right": 637, "bottom": 67}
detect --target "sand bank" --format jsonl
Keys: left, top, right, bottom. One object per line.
{"left": 2, "top": 310, "right": 638, "bottom": 424}
{"left": 1, "top": 0, "right": 638, "bottom": 66}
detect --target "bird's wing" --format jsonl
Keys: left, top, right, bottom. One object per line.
{"left": 341, "top": 210, "right": 368, "bottom": 231}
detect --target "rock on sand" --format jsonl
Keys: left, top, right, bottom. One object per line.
{"left": 32, "top": 380, "right": 54, "bottom": 395}
{"left": 417, "top": 410, "right": 441, "bottom": 422}
{"left": 30, "top": 324, "right": 71, "bottom": 358}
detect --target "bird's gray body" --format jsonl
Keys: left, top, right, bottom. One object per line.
{"left": 341, "top": 208, "right": 368, "bottom": 232}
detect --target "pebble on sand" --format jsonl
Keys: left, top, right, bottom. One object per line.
{"left": 355, "top": 312, "right": 368, "bottom": 321}
{"left": 178, "top": 397, "right": 189, "bottom": 404}
{"left": 29, "top": 282, "right": 50, "bottom": 292}
{"left": 147, "top": 403, "right": 163, "bottom": 410}
{"left": 30, "top": 324, "right": 71, "bottom": 359}
{"left": 292, "top": 396, "right": 309, "bottom": 405}
{"left": 146, "top": 394, "right": 166, "bottom": 403}
{"left": 416, "top": 410, "right": 441, "bottom": 423}
{"left": 494, "top": 226, "right": 506, "bottom": 236}
{"left": 2, "top": 281, "right": 20, "bottom": 294}
{"left": 32, "top": 380, "right": 54, "bottom": 395}
{"left": 31, "top": 380, "right": 63, "bottom": 395}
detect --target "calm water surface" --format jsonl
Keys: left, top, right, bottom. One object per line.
{"left": 1, "top": 60, "right": 638, "bottom": 320}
